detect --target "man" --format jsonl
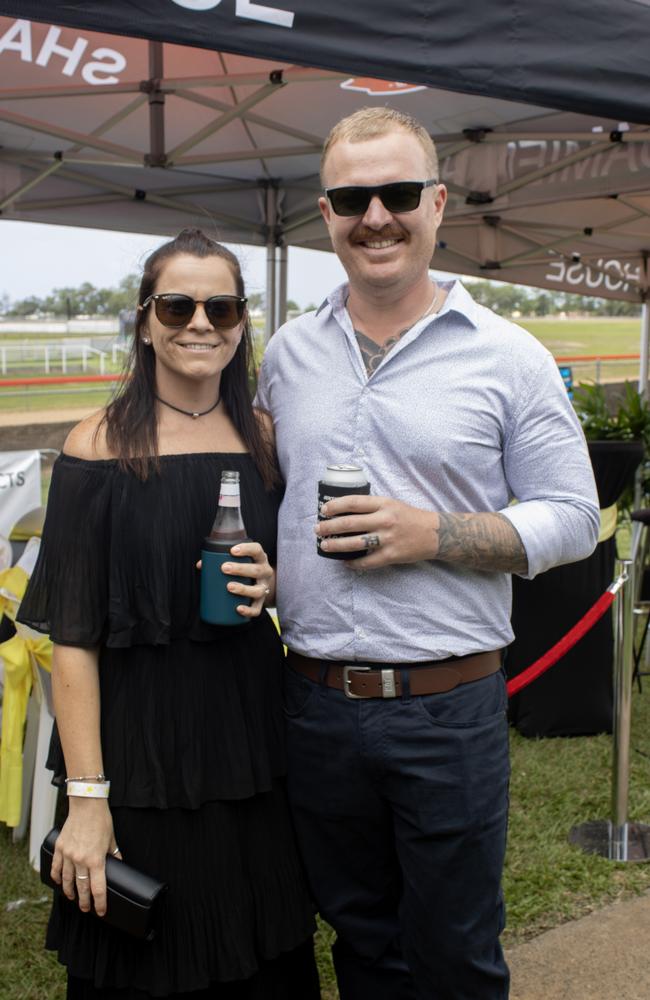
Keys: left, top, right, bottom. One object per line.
{"left": 256, "top": 107, "right": 599, "bottom": 1000}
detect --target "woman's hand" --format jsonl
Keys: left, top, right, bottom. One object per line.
{"left": 51, "top": 800, "right": 121, "bottom": 917}
{"left": 221, "top": 542, "right": 275, "bottom": 618}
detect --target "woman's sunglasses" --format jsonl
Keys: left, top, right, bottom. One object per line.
{"left": 325, "top": 179, "right": 438, "bottom": 217}
{"left": 142, "top": 293, "right": 247, "bottom": 330}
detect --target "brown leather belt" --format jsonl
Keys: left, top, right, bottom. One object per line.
{"left": 286, "top": 649, "right": 502, "bottom": 700}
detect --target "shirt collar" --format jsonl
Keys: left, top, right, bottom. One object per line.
{"left": 318, "top": 277, "right": 480, "bottom": 331}
{"left": 316, "top": 282, "right": 346, "bottom": 318}
{"left": 438, "top": 280, "right": 480, "bottom": 330}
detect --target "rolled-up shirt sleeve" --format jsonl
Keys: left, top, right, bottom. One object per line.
{"left": 498, "top": 352, "right": 600, "bottom": 579}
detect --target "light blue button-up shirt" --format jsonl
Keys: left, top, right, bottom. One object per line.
{"left": 256, "top": 280, "right": 599, "bottom": 661}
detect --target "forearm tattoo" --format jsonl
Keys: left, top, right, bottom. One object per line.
{"left": 436, "top": 512, "right": 529, "bottom": 575}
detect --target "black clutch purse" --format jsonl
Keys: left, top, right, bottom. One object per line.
{"left": 40, "top": 827, "right": 167, "bottom": 940}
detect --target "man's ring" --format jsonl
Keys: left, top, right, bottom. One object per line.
{"left": 76, "top": 873, "right": 90, "bottom": 880}
{"left": 264, "top": 586, "right": 270, "bottom": 596}
{"left": 362, "top": 533, "right": 381, "bottom": 549}
{"left": 111, "top": 847, "right": 120, "bottom": 856}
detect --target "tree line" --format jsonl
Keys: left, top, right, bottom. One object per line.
{"left": 0, "top": 279, "right": 271, "bottom": 318}
{"left": 0, "top": 276, "right": 642, "bottom": 319}
{"left": 464, "top": 280, "right": 641, "bottom": 317}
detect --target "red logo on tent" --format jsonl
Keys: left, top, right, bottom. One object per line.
{"left": 341, "top": 78, "right": 426, "bottom": 96}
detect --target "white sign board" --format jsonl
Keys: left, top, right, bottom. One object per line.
{"left": 0, "top": 450, "right": 41, "bottom": 538}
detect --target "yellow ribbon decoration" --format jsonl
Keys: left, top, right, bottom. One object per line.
{"left": 0, "top": 631, "right": 53, "bottom": 827}
{"left": 598, "top": 503, "right": 617, "bottom": 544}
{"left": 269, "top": 610, "right": 287, "bottom": 653}
{"left": 0, "top": 565, "right": 28, "bottom": 623}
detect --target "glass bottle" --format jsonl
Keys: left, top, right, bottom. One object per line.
{"left": 200, "top": 470, "right": 253, "bottom": 625}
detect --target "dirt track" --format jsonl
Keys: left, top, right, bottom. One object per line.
{"left": 0, "top": 406, "right": 97, "bottom": 427}
{"left": 0, "top": 407, "right": 97, "bottom": 450}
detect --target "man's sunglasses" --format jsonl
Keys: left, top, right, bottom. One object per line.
{"left": 325, "top": 179, "right": 438, "bottom": 217}
{"left": 141, "top": 293, "right": 247, "bottom": 330}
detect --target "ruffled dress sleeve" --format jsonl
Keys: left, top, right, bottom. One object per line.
{"left": 17, "top": 454, "right": 112, "bottom": 647}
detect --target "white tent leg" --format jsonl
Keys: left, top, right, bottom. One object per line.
{"left": 638, "top": 301, "right": 649, "bottom": 399}
{"left": 265, "top": 241, "right": 277, "bottom": 344}
{"left": 277, "top": 244, "right": 288, "bottom": 330}
{"left": 264, "top": 185, "right": 278, "bottom": 343}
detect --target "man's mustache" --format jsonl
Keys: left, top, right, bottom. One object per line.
{"left": 350, "top": 224, "right": 405, "bottom": 243}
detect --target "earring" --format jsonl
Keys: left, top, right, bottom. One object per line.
{"left": 142, "top": 337, "right": 151, "bottom": 345}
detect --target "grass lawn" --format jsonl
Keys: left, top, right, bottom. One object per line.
{"left": 520, "top": 317, "right": 640, "bottom": 356}
{"left": 0, "top": 388, "right": 116, "bottom": 414}
{"left": 519, "top": 317, "right": 642, "bottom": 383}
{"left": 1, "top": 319, "right": 642, "bottom": 414}
{"left": 3, "top": 684, "right": 650, "bottom": 999}
{"left": 0, "top": 331, "right": 267, "bottom": 413}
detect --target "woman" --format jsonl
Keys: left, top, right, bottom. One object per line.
{"left": 18, "top": 229, "right": 320, "bottom": 999}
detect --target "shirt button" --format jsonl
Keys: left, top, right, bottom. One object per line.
{"left": 357, "top": 447, "right": 365, "bottom": 457}
{"left": 356, "top": 626, "right": 365, "bottom": 638}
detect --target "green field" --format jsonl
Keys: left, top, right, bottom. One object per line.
{"left": 0, "top": 327, "right": 268, "bottom": 413}
{"left": 520, "top": 317, "right": 640, "bottom": 354}
{"left": 0, "top": 318, "right": 643, "bottom": 414}
{"left": 519, "top": 317, "right": 641, "bottom": 383}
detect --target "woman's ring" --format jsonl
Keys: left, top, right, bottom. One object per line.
{"left": 111, "top": 847, "right": 120, "bottom": 856}
{"left": 76, "top": 873, "right": 90, "bottom": 880}
{"left": 362, "top": 533, "right": 381, "bottom": 549}
{"left": 264, "top": 586, "right": 270, "bottom": 596}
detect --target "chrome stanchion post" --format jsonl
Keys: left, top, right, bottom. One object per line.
{"left": 610, "top": 558, "right": 633, "bottom": 859}
{"left": 569, "top": 558, "right": 650, "bottom": 861}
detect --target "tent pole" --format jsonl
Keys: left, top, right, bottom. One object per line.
{"left": 639, "top": 251, "right": 650, "bottom": 399}
{"left": 633, "top": 286, "right": 650, "bottom": 511}
{"left": 277, "top": 243, "right": 288, "bottom": 330}
{"left": 265, "top": 185, "right": 277, "bottom": 344}
{"left": 639, "top": 299, "right": 649, "bottom": 399}
{"left": 147, "top": 42, "right": 166, "bottom": 167}
{"left": 265, "top": 243, "right": 276, "bottom": 344}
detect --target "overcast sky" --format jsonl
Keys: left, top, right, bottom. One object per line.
{"left": 0, "top": 219, "right": 349, "bottom": 309}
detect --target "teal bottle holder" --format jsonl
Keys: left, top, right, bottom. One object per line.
{"left": 200, "top": 548, "right": 253, "bottom": 626}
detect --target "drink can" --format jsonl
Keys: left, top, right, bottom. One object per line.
{"left": 317, "top": 463, "right": 371, "bottom": 560}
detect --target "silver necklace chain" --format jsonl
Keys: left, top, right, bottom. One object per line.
{"left": 412, "top": 283, "right": 441, "bottom": 326}
{"left": 348, "top": 282, "right": 441, "bottom": 334}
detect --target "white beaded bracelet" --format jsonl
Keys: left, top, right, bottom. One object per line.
{"left": 66, "top": 780, "right": 110, "bottom": 799}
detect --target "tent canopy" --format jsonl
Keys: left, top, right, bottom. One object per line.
{"left": 3, "top": 1, "right": 650, "bottom": 125}
{"left": 0, "top": 5, "right": 649, "bottom": 304}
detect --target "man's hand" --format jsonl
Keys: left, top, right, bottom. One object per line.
{"left": 315, "top": 496, "right": 528, "bottom": 574}
{"left": 315, "top": 495, "right": 437, "bottom": 569}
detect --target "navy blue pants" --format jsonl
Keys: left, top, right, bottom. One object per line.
{"left": 284, "top": 664, "right": 510, "bottom": 1000}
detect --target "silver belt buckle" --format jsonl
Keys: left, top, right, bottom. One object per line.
{"left": 342, "top": 665, "right": 398, "bottom": 699}
{"left": 342, "top": 664, "right": 371, "bottom": 699}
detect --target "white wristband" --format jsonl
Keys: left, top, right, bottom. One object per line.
{"left": 66, "top": 780, "right": 110, "bottom": 799}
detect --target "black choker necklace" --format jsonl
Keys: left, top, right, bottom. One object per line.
{"left": 155, "top": 394, "right": 221, "bottom": 419}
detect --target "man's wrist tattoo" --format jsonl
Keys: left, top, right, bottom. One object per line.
{"left": 435, "top": 512, "right": 529, "bottom": 574}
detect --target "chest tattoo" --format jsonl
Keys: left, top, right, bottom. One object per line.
{"left": 355, "top": 327, "right": 411, "bottom": 376}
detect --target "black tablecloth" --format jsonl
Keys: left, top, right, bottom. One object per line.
{"left": 507, "top": 440, "right": 643, "bottom": 737}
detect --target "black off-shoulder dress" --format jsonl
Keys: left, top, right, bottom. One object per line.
{"left": 18, "top": 452, "right": 319, "bottom": 999}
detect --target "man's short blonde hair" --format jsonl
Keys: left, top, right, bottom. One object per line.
{"left": 320, "top": 106, "right": 438, "bottom": 186}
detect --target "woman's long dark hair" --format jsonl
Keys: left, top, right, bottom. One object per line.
{"left": 101, "top": 228, "right": 278, "bottom": 489}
